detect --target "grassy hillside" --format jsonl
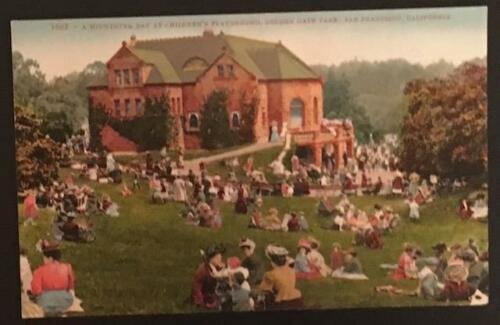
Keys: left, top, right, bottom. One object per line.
{"left": 18, "top": 170, "right": 487, "bottom": 316}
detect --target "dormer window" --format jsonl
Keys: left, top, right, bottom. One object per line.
{"left": 132, "top": 68, "right": 140, "bottom": 84}
{"left": 217, "top": 65, "right": 224, "bottom": 78}
{"left": 114, "top": 70, "right": 122, "bottom": 86}
{"left": 124, "top": 69, "right": 130, "bottom": 85}
{"left": 227, "top": 64, "right": 234, "bottom": 76}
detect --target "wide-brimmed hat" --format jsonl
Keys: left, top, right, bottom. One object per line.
{"left": 297, "top": 238, "right": 311, "bottom": 250}
{"left": 458, "top": 249, "right": 477, "bottom": 262}
{"left": 203, "top": 243, "right": 225, "bottom": 260}
{"left": 238, "top": 238, "right": 256, "bottom": 251}
{"left": 444, "top": 264, "right": 468, "bottom": 283}
{"left": 384, "top": 206, "right": 393, "bottom": 213}
{"left": 265, "top": 244, "right": 289, "bottom": 259}
{"left": 307, "top": 236, "right": 320, "bottom": 249}
{"left": 431, "top": 242, "right": 448, "bottom": 253}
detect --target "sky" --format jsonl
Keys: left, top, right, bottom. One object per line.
{"left": 11, "top": 6, "right": 487, "bottom": 80}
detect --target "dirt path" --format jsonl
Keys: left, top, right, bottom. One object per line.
{"left": 183, "top": 140, "right": 284, "bottom": 172}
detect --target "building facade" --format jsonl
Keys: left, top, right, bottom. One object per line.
{"left": 87, "top": 30, "right": 355, "bottom": 167}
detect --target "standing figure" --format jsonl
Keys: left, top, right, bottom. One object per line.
{"left": 23, "top": 190, "right": 39, "bottom": 226}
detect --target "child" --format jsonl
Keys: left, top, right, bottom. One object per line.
{"left": 408, "top": 196, "right": 420, "bottom": 222}
{"left": 23, "top": 190, "right": 39, "bottom": 226}
{"left": 132, "top": 172, "right": 141, "bottom": 190}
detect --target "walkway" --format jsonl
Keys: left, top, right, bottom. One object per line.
{"left": 184, "top": 140, "right": 284, "bottom": 173}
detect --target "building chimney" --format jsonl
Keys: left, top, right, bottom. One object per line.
{"left": 129, "top": 35, "right": 137, "bottom": 47}
{"left": 202, "top": 29, "right": 214, "bottom": 37}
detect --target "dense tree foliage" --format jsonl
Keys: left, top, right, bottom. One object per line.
{"left": 89, "top": 96, "right": 173, "bottom": 151}
{"left": 237, "top": 96, "right": 258, "bottom": 144}
{"left": 40, "top": 111, "right": 73, "bottom": 143}
{"left": 15, "top": 107, "right": 61, "bottom": 190}
{"left": 200, "top": 90, "right": 236, "bottom": 149}
{"left": 12, "top": 50, "right": 106, "bottom": 128}
{"left": 323, "top": 71, "right": 379, "bottom": 143}
{"left": 399, "top": 63, "right": 487, "bottom": 177}
{"left": 313, "top": 58, "right": 487, "bottom": 134}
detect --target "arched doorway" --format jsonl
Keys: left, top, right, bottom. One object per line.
{"left": 290, "top": 98, "right": 304, "bottom": 129}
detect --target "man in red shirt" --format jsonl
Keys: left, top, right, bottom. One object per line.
{"left": 30, "top": 240, "right": 75, "bottom": 315}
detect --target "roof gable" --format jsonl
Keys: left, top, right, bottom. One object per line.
{"left": 127, "top": 33, "right": 319, "bottom": 84}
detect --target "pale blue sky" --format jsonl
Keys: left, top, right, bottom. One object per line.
{"left": 11, "top": 6, "right": 487, "bottom": 80}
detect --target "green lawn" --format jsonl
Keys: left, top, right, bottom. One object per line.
{"left": 18, "top": 170, "right": 487, "bottom": 316}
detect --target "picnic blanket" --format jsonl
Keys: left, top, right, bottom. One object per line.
{"left": 331, "top": 269, "right": 369, "bottom": 280}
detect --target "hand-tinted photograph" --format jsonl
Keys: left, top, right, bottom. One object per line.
{"left": 11, "top": 6, "right": 488, "bottom": 318}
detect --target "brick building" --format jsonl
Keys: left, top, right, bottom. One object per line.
{"left": 87, "top": 30, "right": 355, "bottom": 167}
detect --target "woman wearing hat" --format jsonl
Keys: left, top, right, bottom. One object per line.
{"left": 30, "top": 240, "right": 75, "bottom": 315}
{"left": 191, "top": 244, "right": 226, "bottom": 309}
{"left": 294, "top": 239, "right": 321, "bottom": 280}
{"left": 258, "top": 245, "right": 303, "bottom": 310}
{"left": 439, "top": 263, "right": 474, "bottom": 301}
{"left": 392, "top": 243, "right": 418, "bottom": 280}
{"left": 239, "top": 238, "right": 264, "bottom": 287}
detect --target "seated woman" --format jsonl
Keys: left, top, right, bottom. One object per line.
{"left": 258, "top": 245, "right": 303, "bottom": 310}
{"left": 458, "top": 198, "right": 473, "bottom": 219}
{"left": 391, "top": 243, "right": 418, "bottom": 280}
{"left": 31, "top": 240, "right": 76, "bottom": 316}
{"left": 471, "top": 193, "right": 488, "bottom": 220}
{"left": 307, "top": 238, "right": 332, "bottom": 277}
{"left": 416, "top": 257, "right": 443, "bottom": 300}
{"left": 197, "top": 202, "right": 213, "bottom": 228}
{"left": 191, "top": 244, "right": 226, "bottom": 310}
{"left": 330, "top": 243, "right": 345, "bottom": 271}
{"left": 392, "top": 171, "right": 404, "bottom": 195}
{"left": 121, "top": 182, "right": 133, "bottom": 197}
{"left": 248, "top": 209, "right": 263, "bottom": 229}
{"left": 262, "top": 208, "right": 282, "bottom": 231}
{"left": 317, "top": 196, "right": 335, "bottom": 217}
{"left": 438, "top": 264, "right": 474, "bottom": 301}
{"left": 332, "top": 248, "right": 368, "bottom": 280}
{"left": 294, "top": 239, "right": 321, "bottom": 280}
{"left": 100, "top": 194, "right": 119, "bottom": 217}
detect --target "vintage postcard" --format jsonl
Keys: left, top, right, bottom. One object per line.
{"left": 11, "top": 6, "right": 488, "bottom": 318}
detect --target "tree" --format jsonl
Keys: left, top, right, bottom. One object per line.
{"left": 238, "top": 95, "right": 258, "bottom": 144}
{"left": 200, "top": 90, "right": 235, "bottom": 149}
{"left": 15, "top": 107, "right": 61, "bottom": 190}
{"left": 12, "top": 51, "right": 47, "bottom": 108}
{"left": 89, "top": 96, "right": 173, "bottom": 151}
{"left": 40, "top": 111, "right": 74, "bottom": 143}
{"left": 323, "top": 71, "right": 380, "bottom": 143}
{"left": 399, "top": 63, "right": 487, "bottom": 177}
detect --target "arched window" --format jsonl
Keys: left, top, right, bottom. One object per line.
{"left": 313, "top": 97, "right": 319, "bottom": 124}
{"left": 188, "top": 113, "right": 200, "bottom": 131}
{"left": 290, "top": 98, "right": 305, "bottom": 128}
{"left": 182, "top": 57, "right": 209, "bottom": 71}
{"left": 231, "top": 112, "right": 241, "bottom": 128}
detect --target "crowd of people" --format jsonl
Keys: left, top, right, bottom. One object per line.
{"left": 377, "top": 239, "right": 489, "bottom": 303}
{"left": 190, "top": 236, "right": 373, "bottom": 312}
{"left": 18, "top": 134, "right": 489, "bottom": 316}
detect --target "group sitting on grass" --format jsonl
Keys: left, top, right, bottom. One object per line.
{"left": 377, "top": 240, "right": 489, "bottom": 303}
{"left": 248, "top": 208, "right": 309, "bottom": 232}
{"left": 190, "top": 236, "right": 372, "bottom": 312}
{"left": 318, "top": 195, "right": 399, "bottom": 250}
